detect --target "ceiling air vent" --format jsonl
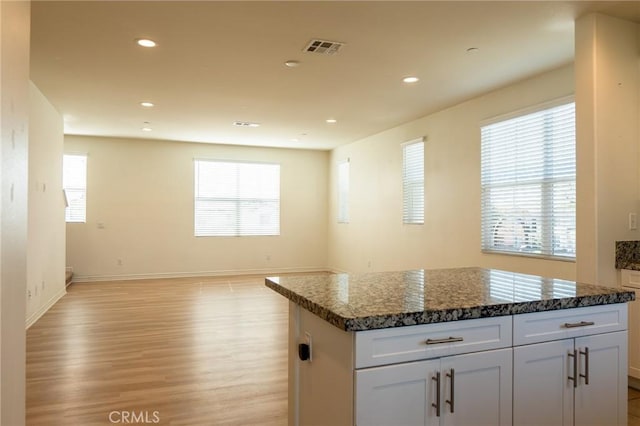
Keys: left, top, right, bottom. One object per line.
{"left": 233, "top": 121, "right": 260, "bottom": 128}
{"left": 303, "top": 39, "right": 344, "bottom": 55}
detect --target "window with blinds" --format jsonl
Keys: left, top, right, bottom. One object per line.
{"left": 63, "top": 154, "right": 87, "bottom": 223}
{"left": 402, "top": 140, "right": 424, "bottom": 224}
{"left": 194, "top": 160, "right": 280, "bottom": 237}
{"left": 481, "top": 100, "right": 575, "bottom": 259}
{"left": 337, "top": 160, "right": 349, "bottom": 223}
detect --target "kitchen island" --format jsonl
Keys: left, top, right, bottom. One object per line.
{"left": 266, "top": 267, "right": 635, "bottom": 426}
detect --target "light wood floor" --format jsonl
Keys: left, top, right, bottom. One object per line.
{"left": 26, "top": 275, "right": 291, "bottom": 426}
{"left": 26, "top": 274, "right": 640, "bottom": 425}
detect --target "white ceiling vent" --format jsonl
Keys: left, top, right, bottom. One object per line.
{"left": 303, "top": 39, "right": 345, "bottom": 55}
{"left": 233, "top": 121, "right": 260, "bottom": 128}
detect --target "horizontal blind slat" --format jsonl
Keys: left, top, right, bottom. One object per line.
{"left": 194, "top": 160, "right": 280, "bottom": 236}
{"left": 403, "top": 141, "right": 424, "bottom": 224}
{"left": 481, "top": 101, "right": 575, "bottom": 258}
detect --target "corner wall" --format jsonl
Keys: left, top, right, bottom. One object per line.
{"left": 65, "top": 136, "right": 329, "bottom": 281}
{"left": 575, "top": 14, "right": 640, "bottom": 288}
{"left": 1, "top": 1, "right": 30, "bottom": 424}
{"left": 27, "top": 82, "right": 66, "bottom": 327}
{"left": 328, "top": 65, "right": 577, "bottom": 280}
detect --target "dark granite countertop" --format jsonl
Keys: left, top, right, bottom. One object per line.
{"left": 265, "top": 267, "right": 635, "bottom": 331}
{"left": 616, "top": 241, "right": 640, "bottom": 270}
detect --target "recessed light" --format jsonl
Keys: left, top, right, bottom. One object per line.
{"left": 326, "top": 119, "right": 337, "bottom": 124}
{"left": 136, "top": 38, "right": 156, "bottom": 48}
{"left": 402, "top": 76, "right": 419, "bottom": 83}
{"left": 291, "top": 138, "right": 300, "bottom": 142}
{"left": 284, "top": 60, "right": 301, "bottom": 68}
{"left": 142, "top": 127, "right": 152, "bottom": 132}
{"left": 140, "top": 101, "right": 154, "bottom": 108}
{"left": 466, "top": 47, "right": 479, "bottom": 54}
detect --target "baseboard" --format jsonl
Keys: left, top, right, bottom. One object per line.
{"left": 72, "top": 266, "right": 330, "bottom": 283}
{"left": 26, "top": 286, "right": 67, "bottom": 329}
{"left": 630, "top": 375, "right": 640, "bottom": 390}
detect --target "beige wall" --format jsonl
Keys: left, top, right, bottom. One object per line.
{"left": 1, "top": 1, "right": 29, "bottom": 424}
{"left": 27, "top": 82, "right": 66, "bottom": 327}
{"left": 65, "top": 135, "right": 329, "bottom": 281}
{"left": 576, "top": 14, "right": 640, "bottom": 288}
{"left": 328, "top": 65, "right": 577, "bottom": 280}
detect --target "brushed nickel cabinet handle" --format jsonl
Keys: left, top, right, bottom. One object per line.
{"left": 446, "top": 369, "right": 455, "bottom": 413}
{"left": 432, "top": 372, "right": 441, "bottom": 417}
{"left": 425, "top": 337, "right": 464, "bottom": 345}
{"left": 579, "top": 347, "right": 590, "bottom": 385}
{"left": 563, "top": 321, "right": 595, "bottom": 328}
{"left": 568, "top": 349, "right": 578, "bottom": 388}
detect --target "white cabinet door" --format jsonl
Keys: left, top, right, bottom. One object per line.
{"left": 574, "top": 331, "right": 627, "bottom": 426}
{"left": 514, "top": 331, "right": 628, "bottom": 426}
{"left": 355, "top": 358, "right": 439, "bottom": 426}
{"left": 513, "top": 339, "right": 574, "bottom": 426}
{"left": 440, "top": 348, "right": 512, "bottom": 426}
{"left": 355, "top": 348, "right": 512, "bottom": 426}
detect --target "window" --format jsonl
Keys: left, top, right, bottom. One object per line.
{"left": 481, "top": 100, "right": 575, "bottom": 259}
{"left": 337, "top": 160, "right": 349, "bottom": 223}
{"left": 63, "top": 154, "right": 87, "bottom": 223}
{"left": 194, "top": 160, "right": 280, "bottom": 237}
{"left": 402, "top": 139, "right": 424, "bottom": 224}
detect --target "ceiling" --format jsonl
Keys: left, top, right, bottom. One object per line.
{"left": 30, "top": 1, "right": 640, "bottom": 151}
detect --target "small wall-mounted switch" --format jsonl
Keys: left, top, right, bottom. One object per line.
{"left": 630, "top": 213, "right": 637, "bottom": 230}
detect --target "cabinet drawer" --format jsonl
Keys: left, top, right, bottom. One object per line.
{"left": 355, "top": 316, "right": 512, "bottom": 368}
{"left": 513, "top": 303, "right": 628, "bottom": 346}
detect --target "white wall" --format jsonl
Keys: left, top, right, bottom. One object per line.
{"left": 65, "top": 135, "right": 329, "bottom": 281}
{"left": 0, "top": 1, "right": 29, "bottom": 424}
{"left": 575, "top": 14, "right": 640, "bottom": 288}
{"left": 27, "top": 82, "right": 66, "bottom": 327}
{"left": 328, "top": 65, "right": 577, "bottom": 280}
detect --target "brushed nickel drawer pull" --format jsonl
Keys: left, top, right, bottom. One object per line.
{"left": 425, "top": 336, "right": 464, "bottom": 345}
{"left": 446, "top": 369, "right": 455, "bottom": 413}
{"left": 568, "top": 349, "right": 578, "bottom": 388}
{"left": 432, "top": 372, "right": 441, "bottom": 417}
{"left": 579, "top": 347, "right": 590, "bottom": 385}
{"left": 563, "top": 321, "right": 595, "bottom": 328}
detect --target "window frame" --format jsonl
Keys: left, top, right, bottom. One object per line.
{"left": 193, "top": 159, "right": 281, "bottom": 237}
{"left": 337, "top": 159, "right": 350, "bottom": 224}
{"left": 480, "top": 96, "right": 576, "bottom": 261}
{"left": 63, "top": 153, "right": 88, "bottom": 224}
{"left": 402, "top": 138, "right": 425, "bottom": 225}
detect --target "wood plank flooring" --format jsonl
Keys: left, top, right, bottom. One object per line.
{"left": 26, "top": 273, "right": 640, "bottom": 425}
{"left": 26, "top": 275, "right": 292, "bottom": 426}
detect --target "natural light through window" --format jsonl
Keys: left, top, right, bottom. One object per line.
{"left": 402, "top": 139, "right": 424, "bottom": 224}
{"left": 480, "top": 99, "right": 575, "bottom": 259}
{"left": 63, "top": 154, "right": 87, "bottom": 223}
{"left": 194, "top": 160, "right": 280, "bottom": 237}
{"left": 338, "top": 160, "right": 349, "bottom": 223}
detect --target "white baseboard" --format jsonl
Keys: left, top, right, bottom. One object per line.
{"left": 26, "top": 287, "right": 67, "bottom": 329}
{"left": 72, "top": 266, "right": 330, "bottom": 283}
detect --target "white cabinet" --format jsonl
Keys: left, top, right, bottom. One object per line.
{"left": 513, "top": 305, "right": 628, "bottom": 426}
{"left": 355, "top": 348, "right": 512, "bottom": 426}
{"left": 288, "top": 302, "right": 628, "bottom": 426}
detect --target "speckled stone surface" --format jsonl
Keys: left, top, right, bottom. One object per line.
{"left": 265, "top": 267, "right": 635, "bottom": 331}
{"left": 616, "top": 240, "right": 640, "bottom": 270}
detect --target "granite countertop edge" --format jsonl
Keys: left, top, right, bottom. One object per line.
{"left": 265, "top": 279, "right": 634, "bottom": 332}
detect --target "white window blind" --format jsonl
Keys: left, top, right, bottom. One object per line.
{"left": 481, "top": 100, "right": 575, "bottom": 259}
{"left": 402, "top": 140, "right": 424, "bottom": 224}
{"left": 194, "top": 160, "right": 280, "bottom": 237}
{"left": 338, "top": 160, "right": 349, "bottom": 223}
{"left": 63, "top": 154, "right": 87, "bottom": 223}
